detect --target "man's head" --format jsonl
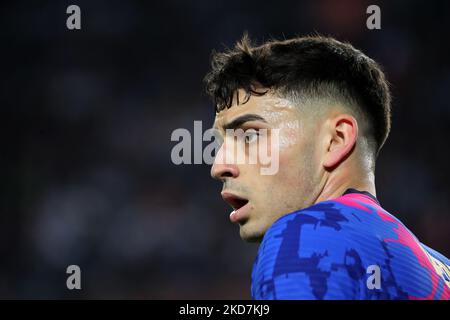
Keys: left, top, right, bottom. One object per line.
{"left": 204, "top": 34, "right": 391, "bottom": 242}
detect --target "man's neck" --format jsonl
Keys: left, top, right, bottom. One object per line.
{"left": 313, "top": 170, "right": 376, "bottom": 205}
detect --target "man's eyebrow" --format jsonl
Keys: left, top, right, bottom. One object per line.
{"left": 222, "top": 114, "right": 267, "bottom": 130}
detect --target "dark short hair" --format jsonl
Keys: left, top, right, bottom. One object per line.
{"left": 204, "top": 34, "right": 392, "bottom": 156}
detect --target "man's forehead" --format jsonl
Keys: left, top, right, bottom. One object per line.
{"left": 213, "top": 93, "right": 296, "bottom": 128}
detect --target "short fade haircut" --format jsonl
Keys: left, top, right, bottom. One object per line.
{"left": 204, "top": 34, "right": 392, "bottom": 157}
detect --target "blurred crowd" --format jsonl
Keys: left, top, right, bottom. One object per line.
{"left": 2, "top": 0, "right": 449, "bottom": 298}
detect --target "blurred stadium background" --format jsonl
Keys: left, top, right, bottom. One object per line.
{"left": 1, "top": 0, "right": 449, "bottom": 298}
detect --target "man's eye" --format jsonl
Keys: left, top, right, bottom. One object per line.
{"left": 244, "top": 129, "right": 259, "bottom": 143}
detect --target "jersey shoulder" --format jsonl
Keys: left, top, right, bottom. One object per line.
{"left": 252, "top": 194, "right": 450, "bottom": 300}
{"left": 252, "top": 198, "right": 376, "bottom": 300}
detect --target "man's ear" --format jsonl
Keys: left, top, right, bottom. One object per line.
{"left": 322, "top": 115, "right": 358, "bottom": 169}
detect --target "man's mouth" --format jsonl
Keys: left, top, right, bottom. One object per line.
{"left": 221, "top": 192, "right": 251, "bottom": 223}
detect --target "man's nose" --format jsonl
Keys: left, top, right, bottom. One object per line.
{"left": 210, "top": 142, "right": 239, "bottom": 181}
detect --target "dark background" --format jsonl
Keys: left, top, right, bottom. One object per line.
{"left": 1, "top": 0, "right": 449, "bottom": 298}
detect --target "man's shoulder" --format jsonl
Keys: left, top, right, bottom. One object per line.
{"left": 253, "top": 197, "right": 379, "bottom": 299}
{"left": 259, "top": 193, "right": 413, "bottom": 271}
{"left": 262, "top": 194, "right": 387, "bottom": 245}
{"left": 254, "top": 194, "right": 450, "bottom": 299}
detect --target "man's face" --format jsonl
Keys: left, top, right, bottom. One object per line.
{"left": 211, "top": 89, "right": 322, "bottom": 242}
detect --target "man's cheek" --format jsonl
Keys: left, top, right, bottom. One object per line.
{"left": 277, "top": 148, "right": 299, "bottom": 174}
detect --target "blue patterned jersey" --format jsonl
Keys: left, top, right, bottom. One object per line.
{"left": 251, "top": 191, "right": 450, "bottom": 300}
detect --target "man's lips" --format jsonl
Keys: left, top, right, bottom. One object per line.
{"left": 221, "top": 191, "right": 250, "bottom": 224}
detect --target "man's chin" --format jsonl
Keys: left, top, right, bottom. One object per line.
{"left": 238, "top": 221, "right": 265, "bottom": 243}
